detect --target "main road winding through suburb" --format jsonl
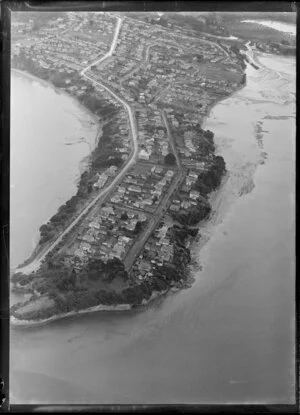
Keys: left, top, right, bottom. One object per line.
{"left": 16, "top": 16, "right": 140, "bottom": 275}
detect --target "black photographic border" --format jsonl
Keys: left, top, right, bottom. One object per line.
{"left": 1, "top": 0, "right": 298, "bottom": 412}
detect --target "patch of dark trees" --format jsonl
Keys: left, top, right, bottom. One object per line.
{"left": 11, "top": 228, "right": 196, "bottom": 320}
{"left": 172, "top": 154, "right": 226, "bottom": 226}
{"left": 172, "top": 198, "right": 212, "bottom": 226}
{"left": 164, "top": 153, "right": 176, "bottom": 166}
{"left": 194, "top": 155, "right": 226, "bottom": 194}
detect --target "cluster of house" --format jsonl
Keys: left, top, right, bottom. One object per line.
{"left": 149, "top": 23, "right": 228, "bottom": 63}
{"left": 161, "top": 64, "right": 237, "bottom": 112}
{"left": 136, "top": 109, "right": 171, "bottom": 162}
{"left": 161, "top": 111, "right": 211, "bottom": 163}
{"left": 82, "top": 13, "right": 239, "bottom": 112}
{"left": 131, "top": 222, "right": 174, "bottom": 281}
{"left": 115, "top": 20, "right": 146, "bottom": 61}
{"left": 183, "top": 130, "right": 198, "bottom": 156}
{"left": 68, "top": 204, "right": 149, "bottom": 269}
{"left": 93, "top": 165, "right": 118, "bottom": 189}
{"left": 91, "top": 55, "right": 135, "bottom": 87}
{"left": 109, "top": 165, "right": 175, "bottom": 213}
{"left": 11, "top": 10, "right": 240, "bottom": 120}
{"left": 38, "top": 33, "right": 107, "bottom": 69}
{"left": 132, "top": 42, "right": 235, "bottom": 111}
{"left": 168, "top": 170, "right": 203, "bottom": 212}
{"left": 12, "top": 8, "right": 242, "bottom": 104}
{"left": 162, "top": 83, "right": 204, "bottom": 110}
{"left": 88, "top": 18, "right": 153, "bottom": 88}
{"left": 68, "top": 12, "right": 115, "bottom": 46}
{"left": 12, "top": 12, "right": 120, "bottom": 75}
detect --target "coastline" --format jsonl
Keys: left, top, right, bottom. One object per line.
{"left": 11, "top": 304, "right": 132, "bottom": 328}
{"left": 11, "top": 68, "right": 104, "bottom": 271}
{"left": 12, "top": 68, "right": 101, "bottom": 128}
{"left": 11, "top": 83, "right": 244, "bottom": 329}
{"left": 10, "top": 54, "right": 248, "bottom": 329}
{"left": 10, "top": 289, "right": 172, "bottom": 328}
{"left": 202, "top": 82, "right": 246, "bottom": 129}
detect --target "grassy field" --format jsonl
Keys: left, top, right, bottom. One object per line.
{"left": 198, "top": 63, "right": 242, "bottom": 82}
{"left": 15, "top": 296, "right": 55, "bottom": 315}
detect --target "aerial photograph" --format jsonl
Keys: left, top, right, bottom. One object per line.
{"left": 9, "top": 3, "right": 296, "bottom": 406}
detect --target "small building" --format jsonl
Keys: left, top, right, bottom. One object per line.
{"left": 190, "top": 190, "right": 200, "bottom": 200}
{"left": 181, "top": 200, "right": 191, "bottom": 209}
{"left": 170, "top": 203, "right": 180, "bottom": 212}
{"left": 128, "top": 185, "right": 142, "bottom": 193}
{"left": 101, "top": 206, "right": 114, "bottom": 215}
{"left": 139, "top": 149, "right": 150, "bottom": 160}
{"left": 80, "top": 242, "right": 91, "bottom": 252}
{"left": 118, "top": 186, "right": 126, "bottom": 194}
{"left": 89, "top": 221, "right": 100, "bottom": 229}
{"left": 82, "top": 234, "right": 95, "bottom": 244}
{"left": 138, "top": 260, "right": 152, "bottom": 273}
{"left": 126, "top": 219, "right": 137, "bottom": 231}
{"left": 166, "top": 170, "right": 174, "bottom": 178}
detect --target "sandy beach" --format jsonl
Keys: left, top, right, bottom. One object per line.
{"left": 10, "top": 288, "right": 173, "bottom": 328}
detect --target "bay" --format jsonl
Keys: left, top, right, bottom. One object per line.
{"left": 10, "top": 72, "right": 98, "bottom": 269}
{"left": 10, "top": 52, "right": 295, "bottom": 404}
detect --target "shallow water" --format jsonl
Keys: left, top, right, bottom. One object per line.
{"left": 241, "top": 20, "right": 296, "bottom": 36}
{"left": 10, "top": 53, "right": 295, "bottom": 404}
{"left": 10, "top": 72, "right": 98, "bottom": 268}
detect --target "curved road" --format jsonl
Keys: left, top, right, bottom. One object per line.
{"left": 16, "top": 15, "right": 238, "bottom": 276}
{"left": 17, "top": 16, "right": 139, "bottom": 275}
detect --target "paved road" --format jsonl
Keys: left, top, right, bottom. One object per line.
{"left": 123, "top": 170, "right": 185, "bottom": 271}
{"left": 81, "top": 16, "right": 122, "bottom": 77}
{"left": 123, "top": 109, "right": 185, "bottom": 271}
{"left": 17, "top": 14, "right": 222, "bottom": 276}
{"left": 16, "top": 16, "right": 140, "bottom": 275}
{"left": 120, "top": 42, "right": 156, "bottom": 84}
{"left": 161, "top": 110, "right": 182, "bottom": 168}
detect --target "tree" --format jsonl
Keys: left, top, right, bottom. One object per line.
{"left": 164, "top": 153, "right": 176, "bottom": 166}
{"left": 134, "top": 221, "right": 143, "bottom": 234}
{"left": 194, "top": 53, "right": 203, "bottom": 62}
{"left": 204, "top": 129, "right": 214, "bottom": 140}
{"left": 11, "top": 272, "right": 32, "bottom": 285}
{"left": 120, "top": 212, "right": 128, "bottom": 220}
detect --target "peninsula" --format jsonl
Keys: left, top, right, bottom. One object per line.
{"left": 11, "top": 11, "right": 259, "bottom": 326}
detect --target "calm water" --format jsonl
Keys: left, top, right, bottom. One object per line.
{"left": 241, "top": 20, "right": 296, "bottom": 36}
{"left": 10, "top": 72, "right": 98, "bottom": 268}
{"left": 10, "top": 52, "right": 295, "bottom": 404}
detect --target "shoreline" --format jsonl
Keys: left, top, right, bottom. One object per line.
{"left": 11, "top": 68, "right": 104, "bottom": 271}
{"left": 10, "top": 169, "right": 232, "bottom": 329}
{"left": 12, "top": 68, "right": 101, "bottom": 128}
{"left": 10, "top": 289, "right": 173, "bottom": 328}
{"left": 202, "top": 82, "right": 246, "bottom": 129}
{"left": 11, "top": 304, "right": 132, "bottom": 328}
{"left": 10, "top": 58, "right": 248, "bottom": 329}
{"left": 241, "top": 19, "right": 296, "bottom": 36}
